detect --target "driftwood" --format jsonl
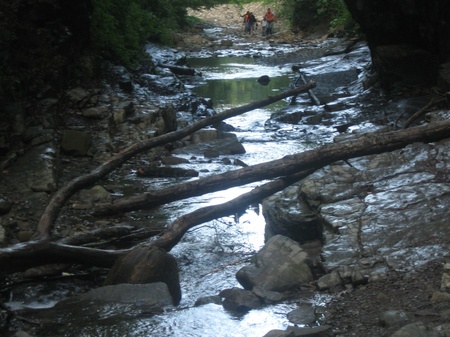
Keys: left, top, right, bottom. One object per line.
{"left": 137, "top": 166, "right": 199, "bottom": 178}
{"left": 0, "top": 120, "right": 449, "bottom": 273}
{"left": 293, "top": 72, "right": 320, "bottom": 106}
{"left": 403, "top": 97, "right": 447, "bottom": 128}
{"left": 34, "top": 82, "right": 316, "bottom": 240}
{"left": 95, "top": 119, "right": 450, "bottom": 216}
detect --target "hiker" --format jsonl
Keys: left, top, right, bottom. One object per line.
{"left": 261, "top": 18, "right": 268, "bottom": 36}
{"left": 263, "top": 8, "right": 275, "bottom": 35}
{"left": 249, "top": 12, "right": 257, "bottom": 33}
{"left": 243, "top": 11, "right": 252, "bottom": 34}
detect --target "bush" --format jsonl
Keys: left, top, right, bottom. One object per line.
{"left": 280, "top": 0, "right": 358, "bottom": 35}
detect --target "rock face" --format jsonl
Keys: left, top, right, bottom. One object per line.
{"left": 344, "top": 0, "right": 450, "bottom": 88}
{"left": 262, "top": 135, "right": 450, "bottom": 285}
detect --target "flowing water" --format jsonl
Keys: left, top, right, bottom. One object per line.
{"left": 140, "top": 52, "right": 343, "bottom": 336}
{"left": 8, "top": 39, "right": 372, "bottom": 336}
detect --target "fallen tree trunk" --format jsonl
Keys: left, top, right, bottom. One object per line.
{"left": 147, "top": 169, "right": 317, "bottom": 251}
{"left": 35, "top": 82, "right": 316, "bottom": 239}
{"left": 1, "top": 120, "right": 449, "bottom": 273}
{"left": 95, "top": 119, "right": 450, "bottom": 216}
{"left": 0, "top": 170, "right": 313, "bottom": 273}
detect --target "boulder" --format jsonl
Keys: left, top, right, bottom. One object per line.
{"left": 61, "top": 129, "right": 92, "bottom": 156}
{"left": 220, "top": 287, "right": 263, "bottom": 313}
{"left": 172, "top": 130, "right": 246, "bottom": 155}
{"left": 263, "top": 184, "right": 323, "bottom": 243}
{"left": 236, "top": 235, "right": 314, "bottom": 292}
{"left": 104, "top": 246, "right": 181, "bottom": 304}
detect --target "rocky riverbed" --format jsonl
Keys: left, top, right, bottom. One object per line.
{"left": 1, "top": 2, "right": 450, "bottom": 337}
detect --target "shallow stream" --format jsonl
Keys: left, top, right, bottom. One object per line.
{"left": 8, "top": 37, "right": 373, "bottom": 336}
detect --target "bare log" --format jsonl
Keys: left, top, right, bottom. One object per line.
{"left": 95, "top": 120, "right": 450, "bottom": 216}
{"left": 136, "top": 166, "right": 199, "bottom": 178}
{"left": 0, "top": 240, "right": 125, "bottom": 273}
{"left": 0, "top": 120, "right": 449, "bottom": 272}
{"left": 35, "top": 82, "right": 316, "bottom": 239}
{"left": 147, "top": 169, "right": 316, "bottom": 251}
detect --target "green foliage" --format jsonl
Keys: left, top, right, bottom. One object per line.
{"left": 279, "top": 0, "right": 357, "bottom": 34}
{"left": 90, "top": 0, "right": 173, "bottom": 66}
{"left": 316, "top": 0, "right": 357, "bottom": 33}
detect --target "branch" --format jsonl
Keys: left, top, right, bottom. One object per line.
{"left": 0, "top": 120, "right": 449, "bottom": 273}
{"left": 95, "top": 120, "right": 450, "bottom": 216}
{"left": 147, "top": 169, "right": 316, "bottom": 251}
{"left": 35, "top": 82, "right": 316, "bottom": 239}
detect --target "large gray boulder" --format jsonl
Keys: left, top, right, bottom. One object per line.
{"left": 236, "top": 235, "right": 314, "bottom": 292}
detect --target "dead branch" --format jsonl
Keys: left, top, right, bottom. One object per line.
{"left": 0, "top": 120, "right": 448, "bottom": 273}
{"left": 403, "top": 97, "right": 446, "bottom": 128}
{"left": 35, "top": 82, "right": 316, "bottom": 240}
{"left": 95, "top": 120, "right": 450, "bottom": 216}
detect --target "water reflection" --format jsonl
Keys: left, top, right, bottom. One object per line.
{"left": 189, "top": 56, "right": 294, "bottom": 111}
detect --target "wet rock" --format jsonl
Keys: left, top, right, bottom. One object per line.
{"left": 10, "top": 145, "right": 57, "bottom": 193}
{"left": 264, "top": 325, "right": 333, "bottom": 337}
{"left": 287, "top": 304, "right": 317, "bottom": 325}
{"left": 112, "top": 100, "right": 135, "bottom": 124}
{"left": 204, "top": 148, "right": 219, "bottom": 158}
{"left": 66, "top": 87, "right": 89, "bottom": 105}
{"left": 161, "top": 156, "right": 190, "bottom": 165}
{"left": 263, "top": 330, "right": 295, "bottom": 337}
{"left": 236, "top": 235, "right": 314, "bottom": 292}
{"left": 82, "top": 106, "right": 108, "bottom": 119}
{"left": 390, "top": 322, "right": 436, "bottom": 337}
{"left": 263, "top": 184, "right": 323, "bottom": 243}
{"left": 379, "top": 310, "right": 410, "bottom": 327}
{"left": 13, "top": 331, "right": 33, "bottom": 337}
{"left": 61, "top": 130, "right": 92, "bottom": 156}
{"left": 257, "top": 75, "right": 271, "bottom": 86}
{"left": 220, "top": 287, "right": 263, "bottom": 312}
{"left": 173, "top": 130, "right": 246, "bottom": 155}
{"left": 266, "top": 139, "right": 450, "bottom": 279}
{"left": 112, "top": 66, "right": 134, "bottom": 93}
{"left": 220, "top": 39, "right": 233, "bottom": 47}
{"left": 77, "top": 283, "right": 173, "bottom": 305}
{"left": 251, "top": 286, "right": 291, "bottom": 303}
{"left": 104, "top": 246, "right": 181, "bottom": 304}
{"left": 194, "top": 295, "right": 223, "bottom": 306}
{"left": 78, "top": 185, "right": 112, "bottom": 204}
{"left": 317, "top": 270, "right": 343, "bottom": 291}
{"left": 442, "top": 261, "right": 450, "bottom": 292}
{"left": 0, "top": 195, "right": 12, "bottom": 215}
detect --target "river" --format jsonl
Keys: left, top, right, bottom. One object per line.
{"left": 137, "top": 38, "right": 370, "bottom": 336}
{"left": 7, "top": 35, "right": 373, "bottom": 336}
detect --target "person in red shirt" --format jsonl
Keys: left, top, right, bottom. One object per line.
{"left": 243, "top": 11, "right": 252, "bottom": 34}
{"left": 263, "top": 8, "right": 275, "bottom": 35}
